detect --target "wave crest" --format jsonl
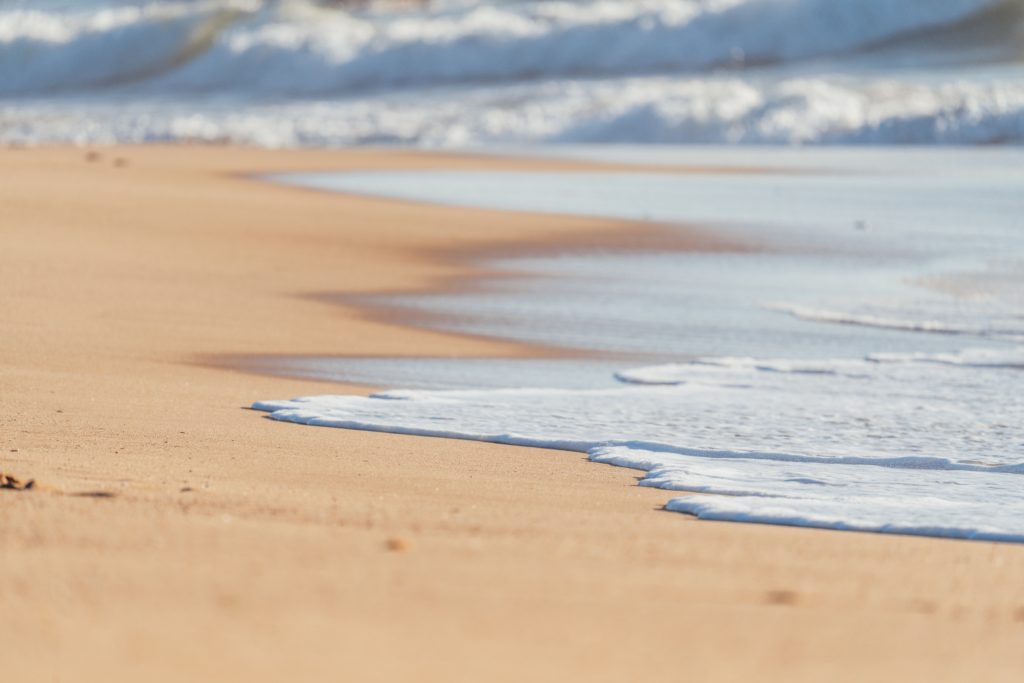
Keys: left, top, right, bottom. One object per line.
{"left": 0, "top": 0, "right": 1016, "bottom": 96}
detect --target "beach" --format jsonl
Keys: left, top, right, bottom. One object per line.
{"left": 1, "top": 145, "right": 1023, "bottom": 681}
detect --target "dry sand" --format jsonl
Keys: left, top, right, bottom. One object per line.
{"left": 1, "top": 145, "right": 1023, "bottom": 682}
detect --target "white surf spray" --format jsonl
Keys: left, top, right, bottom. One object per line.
{"left": 3, "top": 0, "right": 1024, "bottom": 145}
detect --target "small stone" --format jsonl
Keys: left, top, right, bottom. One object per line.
{"left": 764, "top": 589, "right": 800, "bottom": 606}
{"left": 385, "top": 537, "right": 410, "bottom": 552}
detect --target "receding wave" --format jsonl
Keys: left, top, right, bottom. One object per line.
{"left": 252, "top": 354, "right": 1024, "bottom": 542}
{"left": 771, "top": 303, "right": 1024, "bottom": 341}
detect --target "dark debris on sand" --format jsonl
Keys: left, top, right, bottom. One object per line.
{"left": 0, "top": 473, "right": 35, "bottom": 491}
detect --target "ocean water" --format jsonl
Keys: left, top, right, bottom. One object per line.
{"left": 9, "top": 3, "right": 1023, "bottom": 539}
{"left": 2, "top": 0, "right": 1024, "bottom": 146}
{"left": 255, "top": 148, "right": 1024, "bottom": 542}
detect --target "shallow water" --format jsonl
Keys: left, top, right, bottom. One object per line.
{"left": 256, "top": 146, "right": 1024, "bottom": 542}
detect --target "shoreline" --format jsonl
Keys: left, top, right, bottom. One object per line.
{"left": 210, "top": 156, "right": 745, "bottom": 381}
{"left": 3, "top": 145, "right": 1024, "bottom": 681}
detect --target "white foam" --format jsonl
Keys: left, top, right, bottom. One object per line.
{"left": 594, "top": 446, "right": 1024, "bottom": 542}
{"left": 615, "top": 357, "right": 872, "bottom": 385}
{"left": 771, "top": 302, "right": 1024, "bottom": 342}
{"left": 253, "top": 346, "right": 1024, "bottom": 542}
{"left": 867, "top": 347, "right": 1024, "bottom": 368}
{"left": 4, "top": 71, "right": 1024, "bottom": 147}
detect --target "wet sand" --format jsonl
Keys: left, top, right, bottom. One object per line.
{"left": 2, "top": 145, "right": 1023, "bottom": 682}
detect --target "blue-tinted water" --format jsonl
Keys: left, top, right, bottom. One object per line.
{"left": 256, "top": 147, "right": 1024, "bottom": 542}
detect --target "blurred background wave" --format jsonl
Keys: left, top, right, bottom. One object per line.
{"left": 2, "top": 0, "right": 1023, "bottom": 145}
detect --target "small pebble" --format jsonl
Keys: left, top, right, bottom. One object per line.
{"left": 765, "top": 589, "right": 800, "bottom": 606}
{"left": 385, "top": 537, "right": 410, "bottom": 552}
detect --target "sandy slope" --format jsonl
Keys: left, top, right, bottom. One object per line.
{"left": 1, "top": 145, "right": 1022, "bottom": 682}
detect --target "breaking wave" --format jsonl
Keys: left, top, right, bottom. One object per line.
{"left": 1, "top": 0, "right": 1019, "bottom": 96}
{"left": 3, "top": 0, "right": 1023, "bottom": 145}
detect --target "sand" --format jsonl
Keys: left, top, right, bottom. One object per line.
{"left": 2, "top": 145, "right": 1023, "bottom": 682}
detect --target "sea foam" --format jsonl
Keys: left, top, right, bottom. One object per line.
{"left": 254, "top": 348, "right": 1024, "bottom": 542}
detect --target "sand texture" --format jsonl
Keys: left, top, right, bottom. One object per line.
{"left": 2, "top": 145, "right": 1023, "bottom": 682}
